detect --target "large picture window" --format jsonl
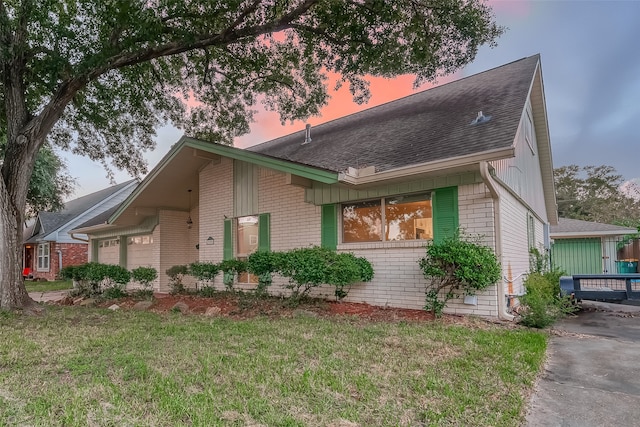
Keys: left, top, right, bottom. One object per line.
{"left": 342, "top": 193, "right": 432, "bottom": 243}
{"left": 37, "top": 242, "right": 50, "bottom": 271}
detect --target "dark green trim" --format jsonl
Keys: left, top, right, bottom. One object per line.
{"left": 258, "top": 213, "right": 271, "bottom": 252}
{"left": 223, "top": 219, "right": 233, "bottom": 260}
{"left": 321, "top": 204, "right": 338, "bottom": 250}
{"left": 433, "top": 187, "right": 459, "bottom": 243}
{"left": 109, "top": 136, "right": 338, "bottom": 223}
{"left": 184, "top": 138, "right": 338, "bottom": 184}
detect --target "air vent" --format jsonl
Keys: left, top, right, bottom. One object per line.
{"left": 470, "top": 111, "right": 492, "bottom": 125}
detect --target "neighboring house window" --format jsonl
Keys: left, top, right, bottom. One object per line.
{"left": 525, "top": 109, "right": 535, "bottom": 155}
{"left": 37, "top": 242, "right": 50, "bottom": 272}
{"left": 342, "top": 193, "right": 433, "bottom": 243}
{"left": 98, "top": 238, "right": 120, "bottom": 248}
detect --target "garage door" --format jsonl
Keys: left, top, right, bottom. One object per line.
{"left": 126, "top": 235, "right": 154, "bottom": 269}
{"left": 97, "top": 238, "right": 120, "bottom": 265}
{"left": 551, "top": 238, "right": 602, "bottom": 275}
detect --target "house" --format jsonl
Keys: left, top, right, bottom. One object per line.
{"left": 74, "top": 55, "right": 557, "bottom": 319}
{"left": 550, "top": 218, "right": 637, "bottom": 274}
{"left": 23, "top": 180, "right": 137, "bottom": 281}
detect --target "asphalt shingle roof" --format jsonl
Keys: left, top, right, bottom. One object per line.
{"left": 551, "top": 218, "right": 637, "bottom": 235}
{"left": 25, "top": 180, "right": 136, "bottom": 242}
{"left": 248, "top": 55, "right": 540, "bottom": 173}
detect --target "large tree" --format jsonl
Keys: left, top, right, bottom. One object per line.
{"left": 0, "top": 0, "right": 503, "bottom": 310}
{"left": 555, "top": 165, "right": 640, "bottom": 226}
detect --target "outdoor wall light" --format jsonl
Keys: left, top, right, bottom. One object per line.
{"left": 206, "top": 237, "right": 214, "bottom": 245}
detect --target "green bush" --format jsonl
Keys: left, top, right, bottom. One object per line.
{"left": 519, "top": 271, "right": 575, "bottom": 328}
{"left": 131, "top": 266, "right": 157, "bottom": 299}
{"left": 419, "top": 233, "right": 501, "bottom": 316}
{"left": 63, "top": 262, "right": 130, "bottom": 299}
{"left": 276, "top": 247, "right": 374, "bottom": 303}
{"left": 189, "top": 262, "right": 220, "bottom": 288}
{"left": 247, "top": 251, "right": 280, "bottom": 295}
{"left": 218, "top": 259, "right": 247, "bottom": 291}
{"left": 166, "top": 265, "right": 189, "bottom": 294}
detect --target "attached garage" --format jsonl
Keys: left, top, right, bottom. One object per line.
{"left": 550, "top": 218, "right": 636, "bottom": 275}
{"left": 97, "top": 238, "right": 120, "bottom": 265}
{"left": 126, "top": 235, "right": 155, "bottom": 269}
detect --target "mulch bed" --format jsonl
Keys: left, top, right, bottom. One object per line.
{"left": 80, "top": 292, "right": 439, "bottom": 322}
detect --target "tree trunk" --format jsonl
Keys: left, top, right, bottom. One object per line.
{"left": 0, "top": 179, "right": 33, "bottom": 310}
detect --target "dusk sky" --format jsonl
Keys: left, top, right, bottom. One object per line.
{"left": 63, "top": 0, "right": 640, "bottom": 198}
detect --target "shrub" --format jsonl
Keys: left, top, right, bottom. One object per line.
{"left": 166, "top": 265, "right": 189, "bottom": 294}
{"left": 277, "top": 247, "right": 374, "bottom": 303}
{"left": 218, "top": 259, "right": 247, "bottom": 291}
{"left": 247, "top": 251, "right": 279, "bottom": 296}
{"left": 324, "top": 252, "right": 374, "bottom": 301}
{"left": 419, "top": 233, "right": 501, "bottom": 316}
{"left": 131, "top": 266, "right": 157, "bottom": 299}
{"left": 519, "top": 271, "right": 575, "bottom": 329}
{"left": 63, "top": 262, "right": 130, "bottom": 299}
{"left": 189, "top": 262, "right": 220, "bottom": 289}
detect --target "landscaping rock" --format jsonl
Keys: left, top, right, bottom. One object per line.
{"left": 108, "top": 304, "right": 120, "bottom": 311}
{"left": 73, "top": 297, "right": 85, "bottom": 305}
{"left": 79, "top": 298, "right": 96, "bottom": 307}
{"left": 133, "top": 301, "right": 154, "bottom": 311}
{"left": 172, "top": 301, "right": 190, "bottom": 314}
{"left": 204, "top": 306, "right": 222, "bottom": 317}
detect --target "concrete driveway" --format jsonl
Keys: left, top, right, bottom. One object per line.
{"left": 525, "top": 301, "right": 640, "bottom": 426}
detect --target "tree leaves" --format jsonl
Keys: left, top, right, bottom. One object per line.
{"left": 555, "top": 164, "right": 640, "bottom": 226}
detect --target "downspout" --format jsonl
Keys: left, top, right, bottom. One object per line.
{"left": 479, "top": 161, "right": 514, "bottom": 321}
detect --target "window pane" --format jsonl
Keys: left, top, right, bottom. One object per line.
{"left": 237, "top": 215, "right": 259, "bottom": 256}
{"left": 342, "top": 200, "right": 382, "bottom": 243}
{"left": 385, "top": 194, "right": 432, "bottom": 241}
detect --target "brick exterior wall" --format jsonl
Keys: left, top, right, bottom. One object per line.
{"left": 31, "top": 242, "right": 88, "bottom": 281}
{"left": 195, "top": 162, "right": 502, "bottom": 317}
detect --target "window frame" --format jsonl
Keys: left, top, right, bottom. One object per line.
{"left": 340, "top": 192, "right": 433, "bottom": 244}
{"left": 36, "top": 242, "right": 50, "bottom": 272}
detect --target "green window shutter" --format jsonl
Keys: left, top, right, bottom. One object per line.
{"left": 321, "top": 204, "right": 338, "bottom": 250}
{"left": 223, "top": 219, "right": 233, "bottom": 260}
{"left": 258, "top": 213, "right": 271, "bottom": 252}
{"left": 433, "top": 187, "right": 459, "bottom": 243}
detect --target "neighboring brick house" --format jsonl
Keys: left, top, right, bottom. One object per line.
{"left": 23, "top": 180, "right": 137, "bottom": 281}
{"left": 75, "top": 55, "right": 558, "bottom": 319}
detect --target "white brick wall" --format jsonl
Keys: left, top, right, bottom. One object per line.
{"left": 195, "top": 166, "right": 502, "bottom": 317}
{"left": 157, "top": 209, "right": 199, "bottom": 291}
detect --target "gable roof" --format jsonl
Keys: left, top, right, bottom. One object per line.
{"left": 24, "top": 180, "right": 137, "bottom": 243}
{"left": 249, "top": 55, "right": 540, "bottom": 174}
{"left": 551, "top": 218, "right": 637, "bottom": 237}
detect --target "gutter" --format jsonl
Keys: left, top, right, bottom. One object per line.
{"left": 479, "top": 161, "right": 514, "bottom": 321}
{"left": 338, "top": 147, "right": 514, "bottom": 185}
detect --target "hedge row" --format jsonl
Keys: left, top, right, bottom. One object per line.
{"left": 168, "top": 246, "right": 374, "bottom": 301}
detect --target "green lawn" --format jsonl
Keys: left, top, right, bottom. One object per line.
{"left": 24, "top": 280, "right": 73, "bottom": 293}
{"left": 0, "top": 307, "right": 546, "bottom": 426}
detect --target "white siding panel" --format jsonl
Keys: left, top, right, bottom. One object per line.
{"left": 491, "top": 99, "right": 548, "bottom": 222}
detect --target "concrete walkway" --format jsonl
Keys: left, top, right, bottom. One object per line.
{"left": 525, "top": 301, "right": 640, "bottom": 426}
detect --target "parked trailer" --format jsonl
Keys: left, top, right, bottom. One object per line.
{"left": 560, "top": 274, "right": 640, "bottom": 301}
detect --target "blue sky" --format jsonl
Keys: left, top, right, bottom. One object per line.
{"left": 62, "top": 0, "right": 640, "bottom": 198}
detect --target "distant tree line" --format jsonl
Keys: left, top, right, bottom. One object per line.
{"left": 554, "top": 165, "right": 640, "bottom": 230}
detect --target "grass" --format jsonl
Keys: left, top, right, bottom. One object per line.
{"left": 0, "top": 307, "right": 547, "bottom": 426}
{"left": 24, "top": 280, "right": 73, "bottom": 293}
